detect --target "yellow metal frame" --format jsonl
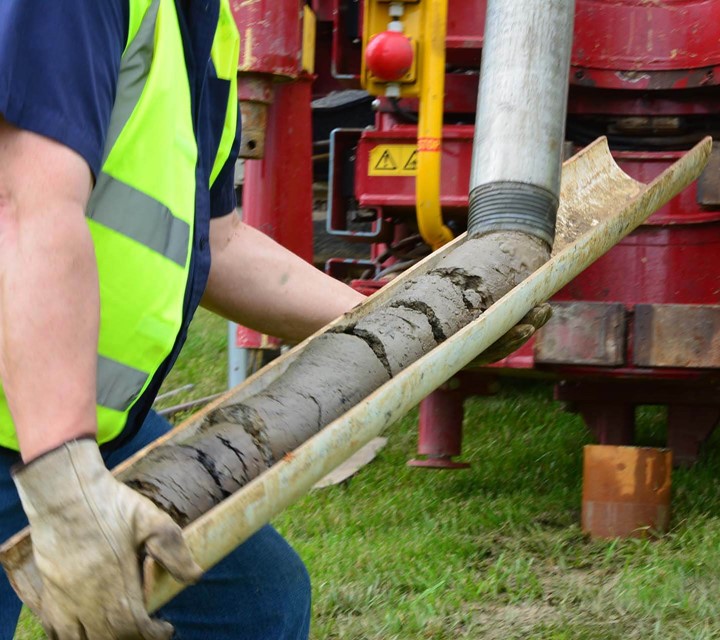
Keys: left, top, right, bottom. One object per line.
{"left": 362, "top": 0, "right": 453, "bottom": 250}
{"left": 301, "top": 6, "right": 316, "bottom": 74}
{"left": 415, "top": 0, "right": 453, "bottom": 249}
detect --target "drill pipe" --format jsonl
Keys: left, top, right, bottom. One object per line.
{"left": 469, "top": 0, "right": 575, "bottom": 245}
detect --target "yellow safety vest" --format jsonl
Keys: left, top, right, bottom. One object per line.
{"left": 0, "top": 0, "right": 239, "bottom": 450}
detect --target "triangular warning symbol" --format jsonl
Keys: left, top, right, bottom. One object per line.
{"left": 374, "top": 149, "right": 398, "bottom": 171}
{"left": 403, "top": 149, "right": 418, "bottom": 171}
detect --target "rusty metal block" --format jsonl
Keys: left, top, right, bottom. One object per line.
{"left": 697, "top": 146, "right": 720, "bottom": 207}
{"left": 634, "top": 304, "right": 720, "bottom": 368}
{"left": 582, "top": 445, "right": 672, "bottom": 539}
{"left": 534, "top": 302, "right": 626, "bottom": 366}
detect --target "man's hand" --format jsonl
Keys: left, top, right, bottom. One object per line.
{"left": 13, "top": 439, "right": 203, "bottom": 640}
{"left": 469, "top": 303, "right": 553, "bottom": 366}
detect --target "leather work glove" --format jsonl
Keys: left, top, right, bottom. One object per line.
{"left": 12, "top": 438, "right": 203, "bottom": 640}
{"left": 469, "top": 303, "right": 553, "bottom": 366}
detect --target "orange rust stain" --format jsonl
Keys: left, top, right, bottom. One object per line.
{"left": 417, "top": 137, "right": 441, "bottom": 153}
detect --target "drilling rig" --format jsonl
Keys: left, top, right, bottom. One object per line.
{"left": 236, "top": 0, "right": 720, "bottom": 468}
{"left": 1, "top": 0, "right": 715, "bottom": 612}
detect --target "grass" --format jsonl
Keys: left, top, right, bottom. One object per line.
{"left": 14, "top": 309, "right": 720, "bottom": 639}
{"left": 152, "top": 308, "right": 230, "bottom": 416}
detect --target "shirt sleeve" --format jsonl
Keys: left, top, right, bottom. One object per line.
{"left": 0, "top": 1, "right": 128, "bottom": 177}
{"left": 209, "top": 108, "right": 242, "bottom": 218}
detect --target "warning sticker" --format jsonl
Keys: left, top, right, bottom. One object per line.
{"left": 375, "top": 149, "right": 398, "bottom": 171}
{"left": 403, "top": 149, "right": 418, "bottom": 172}
{"left": 368, "top": 144, "right": 418, "bottom": 176}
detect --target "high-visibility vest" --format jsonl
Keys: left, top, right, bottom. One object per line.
{"left": 0, "top": 0, "right": 239, "bottom": 451}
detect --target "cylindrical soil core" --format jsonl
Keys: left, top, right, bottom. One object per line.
{"left": 582, "top": 445, "right": 672, "bottom": 539}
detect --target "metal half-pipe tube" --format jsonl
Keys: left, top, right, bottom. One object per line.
{"left": 143, "top": 136, "right": 712, "bottom": 611}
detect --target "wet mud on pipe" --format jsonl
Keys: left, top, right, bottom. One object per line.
{"left": 123, "top": 0, "right": 572, "bottom": 525}
{"left": 125, "top": 232, "right": 548, "bottom": 525}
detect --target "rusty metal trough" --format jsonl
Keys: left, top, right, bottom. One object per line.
{"left": 0, "top": 136, "right": 712, "bottom": 613}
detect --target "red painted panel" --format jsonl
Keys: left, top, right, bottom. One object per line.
{"left": 554, "top": 225, "right": 720, "bottom": 305}
{"left": 355, "top": 126, "right": 474, "bottom": 213}
{"left": 572, "top": 0, "right": 720, "bottom": 72}
{"left": 242, "top": 80, "right": 314, "bottom": 262}
{"left": 231, "top": 0, "right": 303, "bottom": 78}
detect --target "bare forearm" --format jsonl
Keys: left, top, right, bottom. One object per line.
{"left": 0, "top": 120, "right": 97, "bottom": 461}
{"left": 202, "top": 214, "right": 365, "bottom": 342}
{"left": 0, "top": 215, "right": 99, "bottom": 460}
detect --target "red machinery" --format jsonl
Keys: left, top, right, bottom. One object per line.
{"left": 234, "top": 1, "right": 720, "bottom": 466}
{"left": 228, "top": 0, "right": 315, "bottom": 362}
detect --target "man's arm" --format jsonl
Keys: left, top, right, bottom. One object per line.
{"left": 0, "top": 117, "right": 98, "bottom": 461}
{"left": 202, "top": 211, "right": 366, "bottom": 342}
{"left": 0, "top": 118, "right": 202, "bottom": 638}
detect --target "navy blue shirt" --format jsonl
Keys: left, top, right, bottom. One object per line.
{"left": 0, "top": 0, "right": 241, "bottom": 442}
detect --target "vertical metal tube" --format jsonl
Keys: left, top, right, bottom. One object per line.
{"left": 415, "top": 0, "right": 454, "bottom": 250}
{"left": 227, "top": 322, "right": 248, "bottom": 389}
{"left": 468, "top": 0, "right": 575, "bottom": 246}
{"left": 407, "top": 388, "right": 469, "bottom": 469}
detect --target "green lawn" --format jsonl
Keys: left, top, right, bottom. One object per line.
{"left": 14, "top": 309, "right": 720, "bottom": 639}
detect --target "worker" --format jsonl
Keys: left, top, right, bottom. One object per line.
{"left": 0, "top": 1, "right": 365, "bottom": 639}
{"left": 0, "top": 2, "right": 550, "bottom": 639}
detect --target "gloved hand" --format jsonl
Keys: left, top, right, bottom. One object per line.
{"left": 469, "top": 303, "right": 553, "bottom": 366}
{"left": 12, "top": 438, "right": 203, "bottom": 640}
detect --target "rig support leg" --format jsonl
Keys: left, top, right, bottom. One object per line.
{"left": 408, "top": 384, "right": 470, "bottom": 469}
{"left": 577, "top": 402, "right": 636, "bottom": 446}
{"left": 667, "top": 405, "right": 720, "bottom": 467}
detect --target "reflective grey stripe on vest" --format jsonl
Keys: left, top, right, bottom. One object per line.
{"left": 87, "top": 173, "right": 190, "bottom": 266}
{"left": 87, "top": 0, "right": 190, "bottom": 267}
{"left": 90, "top": 0, "right": 184, "bottom": 413}
{"left": 97, "top": 356, "right": 149, "bottom": 412}
{"left": 103, "top": 0, "right": 160, "bottom": 162}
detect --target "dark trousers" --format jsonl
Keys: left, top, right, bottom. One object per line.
{"left": 0, "top": 411, "right": 311, "bottom": 640}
